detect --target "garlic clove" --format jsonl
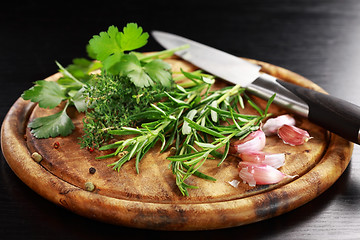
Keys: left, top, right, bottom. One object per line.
{"left": 239, "top": 166, "right": 257, "bottom": 187}
{"left": 238, "top": 151, "right": 285, "bottom": 169}
{"left": 238, "top": 151, "right": 265, "bottom": 163}
{"left": 230, "top": 130, "right": 266, "bottom": 154}
{"left": 277, "top": 124, "right": 312, "bottom": 146}
{"left": 262, "top": 114, "right": 296, "bottom": 136}
{"left": 263, "top": 153, "right": 285, "bottom": 169}
{"left": 238, "top": 162, "right": 293, "bottom": 186}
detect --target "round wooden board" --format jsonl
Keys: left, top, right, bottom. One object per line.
{"left": 1, "top": 57, "right": 353, "bottom": 230}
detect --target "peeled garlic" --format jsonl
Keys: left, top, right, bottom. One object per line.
{"left": 238, "top": 162, "right": 294, "bottom": 186}
{"left": 262, "top": 114, "right": 296, "bottom": 136}
{"left": 230, "top": 130, "right": 266, "bottom": 154}
{"left": 239, "top": 151, "right": 285, "bottom": 169}
{"left": 277, "top": 124, "right": 312, "bottom": 146}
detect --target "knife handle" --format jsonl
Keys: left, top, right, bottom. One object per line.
{"left": 276, "top": 80, "right": 360, "bottom": 144}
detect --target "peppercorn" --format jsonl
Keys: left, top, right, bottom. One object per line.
{"left": 89, "top": 167, "right": 96, "bottom": 174}
{"left": 31, "top": 152, "right": 43, "bottom": 163}
{"left": 84, "top": 182, "right": 95, "bottom": 192}
{"left": 86, "top": 147, "right": 94, "bottom": 153}
{"left": 53, "top": 141, "right": 60, "bottom": 149}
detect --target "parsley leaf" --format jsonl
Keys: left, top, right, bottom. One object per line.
{"left": 22, "top": 61, "right": 88, "bottom": 138}
{"left": 112, "top": 54, "right": 173, "bottom": 88}
{"left": 62, "top": 58, "right": 102, "bottom": 82}
{"left": 89, "top": 25, "right": 123, "bottom": 62}
{"left": 21, "top": 80, "right": 66, "bottom": 109}
{"left": 116, "top": 54, "right": 153, "bottom": 87}
{"left": 28, "top": 103, "right": 74, "bottom": 138}
{"left": 68, "top": 87, "right": 87, "bottom": 112}
{"left": 143, "top": 59, "right": 172, "bottom": 88}
{"left": 119, "top": 23, "right": 149, "bottom": 51}
{"left": 89, "top": 23, "right": 149, "bottom": 73}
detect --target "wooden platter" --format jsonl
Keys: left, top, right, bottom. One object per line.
{"left": 1, "top": 57, "right": 353, "bottom": 230}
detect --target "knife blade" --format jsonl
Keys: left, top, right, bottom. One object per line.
{"left": 152, "top": 30, "right": 360, "bottom": 144}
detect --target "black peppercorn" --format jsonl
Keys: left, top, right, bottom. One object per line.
{"left": 89, "top": 167, "right": 96, "bottom": 174}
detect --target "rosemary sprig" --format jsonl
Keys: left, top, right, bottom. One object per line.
{"left": 98, "top": 70, "right": 275, "bottom": 196}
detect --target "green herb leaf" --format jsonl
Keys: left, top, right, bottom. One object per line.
{"left": 89, "top": 25, "right": 123, "bottom": 62}
{"left": 28, "top": 104, "right": 74, "bottom": 138}
{"left": 21, "top": 80, "right": 66, "bottom": 109}
{"left": 182, "top": 163, "right": 216, "bottom": 181}
{"left": 69, "top": 87, "right": 87, "bottom": 112}
{"left": 88, "top": 23, "right": 149, "bottom": 74}
{"left": 116, "top": 54, "right": 154, "bottom": 87}
{"left": 98, "top": 141, "right": 123, "bottom": 151}
{"left": 119, "top": 23, "right": 149, "bottom": 51}
{"left": 183, "top": 117, "right": 225, "bottom": 138}
{"left": 217, "top": 140, "right": 230, "bottom": 166}
{"left": 128, "top": 109, "right": 164, "bottom": 121}
{"left": 143, "top": 59, "right": 172, "bottom": 88}
{"left": 195, "top": 141, "right": 216, "bottom": 149}
{"left": 167, "top": 150, "right": 208, "bottom": 161}
{"left": 264, "top": 93, "right": 276, "bottom": 116}
{"left": 164, "top": 91, "right": 189, "bottom": 106}
{"left": 62, "top": 58, "right": 102, "bottom": 82}
{"left": 108, "top": 127, "right": 143, "bottom": 136}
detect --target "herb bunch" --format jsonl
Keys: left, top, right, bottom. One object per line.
{"left": 20, "top": 22, "right": 275, "bottom": 196}
{"left": 21, "top": 23, "right": 186, "bottom": 139}
{"left": 98, "top": 70, "right": 275, "bottom": 196}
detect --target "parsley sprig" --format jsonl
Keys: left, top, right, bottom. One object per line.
{"left": 89, "top": 23, "right": 184, "bottom": 88}
{"left": 22, "top": 62, "right": 88, "bottom": 138}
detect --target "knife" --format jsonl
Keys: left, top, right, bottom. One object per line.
{"left": 152, "top": 30, "right": 360, "bottom": 144}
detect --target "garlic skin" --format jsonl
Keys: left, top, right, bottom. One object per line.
{"left": 277, "top": 124, "right": 312, "bottom": 146}
{"left": 228, "top": 179, "right": 240, "bottom": 188}
{"left": 262, "top": 114, "right": 296, "bottom": 136}
{"left": 263, "top": 153, "right": 285, "bottom": 169}
{"left": 238, "top": 162, "right": 292, "bottom": 186}
{"left": 239, "top": 151, "right": 285, "bottom": 169}
{"left": 230, "top": 130, "right": 266, "bottom": 154}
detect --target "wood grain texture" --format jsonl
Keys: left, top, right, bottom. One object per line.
{"left": 1, "top": 57, "right": 353, "bottom": 230}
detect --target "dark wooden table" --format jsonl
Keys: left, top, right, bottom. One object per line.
{"left": 1, "top": 1, "right": 360, "bottom": 239}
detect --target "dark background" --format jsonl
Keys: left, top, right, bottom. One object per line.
{"left": 1, "top": 0, "right": 360, "bottom": 239}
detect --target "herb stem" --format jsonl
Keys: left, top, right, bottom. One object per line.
{"left": 55, "top": 61, "right": 86, "bottom": 87}
{"left": 216, "top": 84, "right": 242, "bottom": 104}
{"left": 139, "top": 44, "right": 190, "bottom": 61}
{"left": 173, "top": 70, "right": 202, "bottom": 82}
